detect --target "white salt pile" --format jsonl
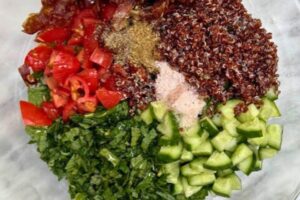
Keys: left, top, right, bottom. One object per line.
{"left": 155, "top": 61, "right": 206, "bottom": 128}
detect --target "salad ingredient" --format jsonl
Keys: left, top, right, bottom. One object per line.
{"left": 51, "top": 51, "right": 81, "bottom": 84}
{"left": 89, "top": 47, "right": 113, "bottom": 69}
{"left": 41, "top": 101, "right": 61, "bottom": 120}
{"left": 96, "top": 88, "right": 122, "bottom": 109}
{"left": 155, "top": 61, "right": 206, "bottom": 128}
{"left": 28, "top": 85, "right": 50, "bottom": 106}
{"left": 157, "top": 0, "right": 279, "bottom": 109}
{"left": 104, "top": 21, "right": 159, "bottom": 71}
{"left": 20, "top": 101, "right": 52, "bottom": 126}
{"left": 36, "top": 27, "right": 71, "bottom": 43}
{"left": 25, "top": 45, "right": 52, "bottom": 72}
{"left": 24, "top": 102, "right": 208, "bottom": 200}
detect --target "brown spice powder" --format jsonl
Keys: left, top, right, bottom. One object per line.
{"left": 104, "top": 21, "right": 159, "bottom": 72}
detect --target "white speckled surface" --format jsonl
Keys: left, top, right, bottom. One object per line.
{"left": 0, "top": 0, "right": 299, "bottom": 200}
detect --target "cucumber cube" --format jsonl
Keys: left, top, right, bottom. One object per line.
{"left": 188, "top": 173, "right": 216, "bottom": 186}
{"left": 237, "top": 118, "right": 263, "bottom": 138}
{"left": 237, "top": 104, "right": 259, "bottom": 123}
{"left": 267, "top": 124, "right": 283, "bottom": 150}
{"left": 231, "top": 144, "right": 253, "bottom": 165}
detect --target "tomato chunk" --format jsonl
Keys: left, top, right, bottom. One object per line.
{"left": 25, "top": 45, "right": 52, "bottom": 72}
{"left": 77, "top": 96, "right": 98, "bottom": 113}
{"left": 36, "top": 27, "right": 71, "bottom": 43}
{"left": 51, "top": 51, "right": 81, "bottom": 83}
{"left": 41, "top": 101, "right": 61, "bottom": 120}
{"left": 78, "top": 68, "right": 99, "bottom": 93}
{"left": 62, "top": 101, "right": 77, "bottom": 121}
{"left": 65, "top": 75, "right": 90, "bottom": 100}
{"left": 96, "top": 88, "right": 122, "bottom": 109}
{"left": 20, "top": 101, "right": 52, "bottom": 126}
{"left": 51, "top": 88, "right": 70, "bottom": 108}
{"left": 102, "top": 3, "right": 117, "bottom": 21}
{"left": 72, "top": 9, "right": 96, "bottom": 33}
{"left": 90, "top": 47, "right": 113, "bottom": 69}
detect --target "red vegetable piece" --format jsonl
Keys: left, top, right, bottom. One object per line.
{"left": 78, "top": 69, "right": 99, "bottom": 93}
{"left": 103, "top": 76, "right": 117, "bottom": 91}
{"left": 102, "top": 3, "right": 117, "bottom": 21}
{"left": 83, "top": 19, "right": 100, "bottom": 54}
{"left": 25, "top": 45, "right": 52, "bottom": 72}
{"left": 72, "top": 9, "right": 96, "bottom": 33}
{"left": 51, "top": 87, "right": 70, "bottom": 108}
{"left": 55, "top": 45, "right": 77, "bottom": 55}
{"left": 77, "top": 96, "right": 98, "bottom": 113}
{"left": 90, "top": 47, "right": 113, "bottom": 69}
{"left": 96, "top": 88, "right": 122, "bottom": 109}
{"left": 44, "top": 76, "right": 58, "bottom": 90}
{"left": 65, "top": 75, "right": 90, "bottom": 101}
{"left": 20, "top": 101, "right": 52, "bottom": 126}
{"left": 50, "top": 50, "right": 81, "bottom": 84}
{"left": 76, "top": 49, "right": 93, "bottom": 69}
{"left": 41, "top": 101, "right": 61, "bottom": 120}
{"left": 36, "top": 27, "right": 71, "bottom": 43}
{"left": 68, "top": 33, "right": 83, "bottom": 45}
{"left": 62, "top": 101, "right": 77, "bottom": 121}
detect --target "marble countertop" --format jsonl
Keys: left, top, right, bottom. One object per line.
{"left": 0, "top": 0, "right": 299, "bottom": 199}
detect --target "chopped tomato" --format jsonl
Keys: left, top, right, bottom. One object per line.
{"left": 51, "top": 88, "right": 70, "bottom": 108}
{"left": 36, "top": 27, "right": 71, "bottom": 43}
{"left": 65, "top": 75, "right": 90, "bottom": 101}
{"left": 55, "top": 45, "right": 77, "bottom": 55}
{"left": 103, "top": 76, "right": 117, "bottom": 91}
{"left": 90, "top": 47, "right": 113, "bottom": 69}
{"left": 68, "top": 33, "right": 83, "bottom": 45}
{"left": 77, "top": 49, "right": 93, "bottom": 69}
{"left": 50, "top": 50, "right": 81, "bottom": 83}
{"left": 62, "top": 101, "right": 77, "bottom": 121}
{"left": 96, "top": 88, "right": 122, "bottom": 109}
{"left": 20, "top": 101, "right": 52, "bottom": 126}
{"left": 77, "top": 96, "right": 98, "bottom": 113}
{"left": 25, "top": 45, "right": 52, "bottom": 72}
{"left": 78, "top": 69, "right": 99, "bottom": 93}
{"left": 102, "top": 3, "right": 117, "bottom": 21}
{"left": 72, "top": 9, "right": 96, "bottom": 34}
{"left": 44, "top": 76, "right": 58, "bottom": 90}
{"left": 83, "top": 19, "right": 99, "bottom": 54}
{"left": 41, "top": 101, "right": 61, "bottom": 120}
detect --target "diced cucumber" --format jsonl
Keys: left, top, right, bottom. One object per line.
{"left": 253, "top": 159, "right": 263, "bottom": 171}
{"left": 267, "top": 124, "right": 283, "bottom": 150}
{"left": 265, "top": 87, "right": 279, "bottom": 101}
{"left": 173, "top": 179, "right": 184, "bottom": 195}
{"left": 217, "top": 99, "right": 243, "bottom": 119}
{"left": 237, "top": 118, "right": 263, "bottom": 138}
{"left": 157, "top": 112, "right": 180, "bottom": 145}
{"left": 192, "top": 140, "right": 213, "bottom": 156}
{"left": 161, "top": 161, "right": 180, "bottom": 184}
{"left": 212, "top": 177, "right": 232, "bottom": 198}
{"left": 181, "top": 163, "right": 202, "bottom": 176}
{"left": 258, "top": 147, "right": 278, "bottom": 160}
{"left": 141, "top": 107, "right": 154, "bottom": 125}
{"left": 221, "top": 117, "right": 241, "bottom": 137}
{"left": 211, "top": 130, "right": 237, "bottom": 152}
{"left": 217, "top": 169, "right": 233, "bottom": 177}
{"left": 258, "top": 98, "right": 281, "bottom": 121}
{"left": 237, "top": 155, "right": 254, "bottom": 175}
{"left": 248, "top": 120, "right": 268, "bottom": 147}
{"left": 151, "top": 101, "right": 168, "bottom": 122}
{"left": 189, "top": 158, "right": 207, "bottom": 172}
{"left": 188, "top": 173, "right": 216, "bottom": 186}
{"left": 204, "top": 152, "right": 232, "bottom": 170}
{"left": 226, "top": 173, "right": 242, "bottom": 190}
{"left": 182, "top": 124, "right": 207, "bottom": 151}
{"left": 237, "top": 104, "right": 259, "bottom": 123}
{"left": 180, "top": 149, "right": 194, "bottom": 162}
{"left": 212, "top": 113, "right": 222, "bottom": 127}
{"left": 158, "top": 142, "right": 183, "bottom": 163}
{"left": 231, "top": 144, "right": 253, "bottom": 165}
{"left": 181, "top": 177, "right": 203, "bottom": 198}
{"left": 200, "top": 117, "right": 219, "bottom": 136}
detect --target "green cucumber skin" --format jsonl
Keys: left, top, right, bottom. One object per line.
{"left": 200, "top": 117, "right": 219, "bottom": 136}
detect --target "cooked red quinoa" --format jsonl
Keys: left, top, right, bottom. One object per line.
{"left": 112, "top": 64, "right": 156, "bottom": 114}
{"left": 157, "top": 0, "right": 279, "bottom": 108}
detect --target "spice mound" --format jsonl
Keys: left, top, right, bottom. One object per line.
{"left": 157, "top": 0, "right": 279, "bottom": 111}
{"left": 104, "top": 21, "right": 159, "bottom": 72}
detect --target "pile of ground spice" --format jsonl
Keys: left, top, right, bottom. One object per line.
{"left": 104, "top": 21, "right": 159, "bottom": 72}
{"left": 156, "top": 0, "right": 279, "bottom": 111}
